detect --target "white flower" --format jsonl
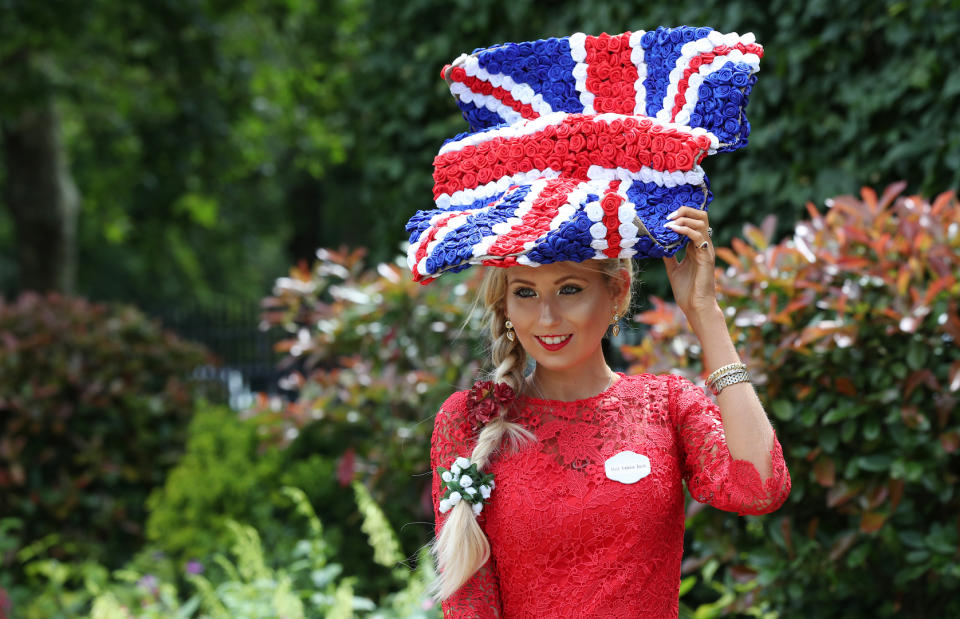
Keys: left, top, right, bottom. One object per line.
{"left": 479, "top": 485, "right": 491, "bottom": 499}
{"left": 441, "top": 471, "right": 452, "bottom": 483}
{"left": 450, "top": 464, "right": 461, "bottom": 476}
{"left": 449, "top": 491, "right": 462, "bottom": 505}
{"left": 464, "top": 486, "right": 477, "bottom": 495}
{"left": 472, "top": 502, "right": 483, "bottom": 515}
{"left": 460, "top": 475, "right": 474, "bottom": 488}
{"left": 439, "top": 499, "right": 452, "bottom": 513}
{"left": 455, "top": 456, "right": 471, "bottom": 469}
{"left": 489, "top": 479, "right": 496, "bottom": 489}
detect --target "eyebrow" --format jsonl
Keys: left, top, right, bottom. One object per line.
{"left": 509, "top": 275, "right": 586, "bottom": 286}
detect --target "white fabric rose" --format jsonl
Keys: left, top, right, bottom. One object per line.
{"left": 472, "top": 502, "right": 483, "bottom": 515}
{"left": 479, "top": 484, "right": 491, "bottom": 499}
{"left": 441, "top": 471, "right": 452, "bottom": 483}
{"left": 455, "top": 456, "right": 471, "bottom": 469}
{"left": 450, "top": 464, "right": 461, "bottom": 476}
{"left": 439, "top": 498, "right": 452, "bottom": 513}
{"left": 449, "top": 491, "right": 462, "bottom": 505}
{"left": 460, "top": 475, "right": 474, "bottom": 488}
{"left": 464, "top": 486, "right": 477, "bottom": 495}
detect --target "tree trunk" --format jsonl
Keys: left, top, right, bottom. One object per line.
{"left": 2, "top": 64, "right": 80, "bottom": 295}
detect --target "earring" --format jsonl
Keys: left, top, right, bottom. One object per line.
{"left": 505, "top": 319, "right": 515, "bottom": 342}
{"left": 611, "top": 312, "right": 621, "bottom": 337}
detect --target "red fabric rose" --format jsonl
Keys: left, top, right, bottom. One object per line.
{"left": 601, "top": 193, "right": 621, "bottom": 214}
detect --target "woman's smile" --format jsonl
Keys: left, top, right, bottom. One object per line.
{"left": 535, "top": 334, "right": 573, "bottom": 350}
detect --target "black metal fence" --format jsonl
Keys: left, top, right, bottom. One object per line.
{"left": 140, "top": 300, "right": 288, "bottom": 408}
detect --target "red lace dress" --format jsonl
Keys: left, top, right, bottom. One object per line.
{"left": 430, "top": 372, "right": 791, "bottom": 618}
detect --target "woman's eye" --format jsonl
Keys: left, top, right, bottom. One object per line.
{"left": 513, "top": 287, "right": 535, "bottom": 298}
{"left": 560, "top": 284, "right": 582, "bottom": 295}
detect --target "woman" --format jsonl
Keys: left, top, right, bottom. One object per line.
{"left": 405, "top": 26, "right": 791, "bottom": 617}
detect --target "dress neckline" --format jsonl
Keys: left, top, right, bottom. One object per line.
{"left": 517, "top": 371, "right": 626, "bottom": 405}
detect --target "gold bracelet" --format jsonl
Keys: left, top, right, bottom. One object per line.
{"left": 705, "top": 362, "right": 746, "bottom": 388}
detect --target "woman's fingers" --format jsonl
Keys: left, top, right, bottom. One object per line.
{"left": 666, "top": 208, "right": 711, "bottom": 248}
{"left": 666, "top": 206, "right": 708, "bottom": 224}
{"left": 665, "top": 219, "right": 710, "bottom": 243}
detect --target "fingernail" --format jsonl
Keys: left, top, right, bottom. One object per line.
{"left": 666, "top": 210, "right": 680, "bottom": 220}
{"left": 664, "top": 222, "right": 678, "bottom": 229}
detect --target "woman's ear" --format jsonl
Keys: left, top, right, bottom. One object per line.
{"left": 614, "top": 268, "right": 631, "bottom": 314}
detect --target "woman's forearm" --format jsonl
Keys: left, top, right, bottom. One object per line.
{"left": 688, "top": 301, "right": 776, "bottom": 480}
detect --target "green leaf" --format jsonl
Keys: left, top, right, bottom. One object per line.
{"left": 858, "top": 455, "right": 892, "bottom": 472}
{"left": 771, "top": 400, "right": 794, "bottom": 421}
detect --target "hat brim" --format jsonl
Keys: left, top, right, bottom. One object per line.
{"left": 406, "top": 173, "right": 711, "bottom": 284}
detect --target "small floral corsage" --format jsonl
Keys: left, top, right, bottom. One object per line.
{"left": 466, "top": 380, "right": 516, "bottom": 426}
{"left": 437, "top": 456, "right": 496, "bottom": 515}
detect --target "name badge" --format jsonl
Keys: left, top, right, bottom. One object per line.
{"left": 604, "top": 451, "right": 651, "bottom": 484}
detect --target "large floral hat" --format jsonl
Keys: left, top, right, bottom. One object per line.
{"left": 405, "top": 26, "right": 763, "bottom": 284}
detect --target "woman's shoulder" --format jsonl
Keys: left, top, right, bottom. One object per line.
{"left": 433, "top": 387, "right": 474, "bottom": 434}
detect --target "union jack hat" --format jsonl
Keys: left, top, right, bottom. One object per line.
{"left": 405, "top": 26, "right": 763, "bottom": 284}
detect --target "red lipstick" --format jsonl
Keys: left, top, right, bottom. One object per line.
{"left": 535, "top": 334, "right": 572, "bottom": 351}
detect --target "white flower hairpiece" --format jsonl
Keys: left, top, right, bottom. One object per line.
{"left": 437, "top": 456, "right": 495, "bottom": 515}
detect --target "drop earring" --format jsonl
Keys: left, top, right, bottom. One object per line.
{"left": 611, "top": 312, "right": 621, "bottom": 337}
{"left": 505, "top": 319, "right": 515, "bottom": 341}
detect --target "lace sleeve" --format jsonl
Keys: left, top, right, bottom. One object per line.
{"left": 668, "top": 375, "right": 791, "bottom": 516}
{"left": 431, "top": 391, "right": 503, "bottom": 618}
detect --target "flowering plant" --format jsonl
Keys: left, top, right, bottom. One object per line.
{"left": 437, "top": 456, "right": 496, "bottom": 515}
{"left": 465, "top": 380, "right": 517, "bottom": 426}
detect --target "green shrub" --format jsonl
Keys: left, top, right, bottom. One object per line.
{"left": 144, "top": 399, "right": 403, "bottom": 600}
{"left": 144, "top": 402, "right": 286, "bottom": 561}
{"left": 0, "top": 292, "right": 212, "bottom": 568}
{"left": 5, "top": 486, "right": 440, "bottom": 619}
{"left": 623, "top": 184, "right": 960, "bottom": 616}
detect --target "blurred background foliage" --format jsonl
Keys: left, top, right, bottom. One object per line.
{"left": 2, "top": 0, "right": 960, "bottom": 617}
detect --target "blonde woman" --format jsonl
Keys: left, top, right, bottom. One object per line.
{"left": 405, "top": 26, "right": 790, "bottom": 617}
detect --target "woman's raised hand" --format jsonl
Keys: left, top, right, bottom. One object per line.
{"left": 663, "top": 206, "right": 719, "bottom": 325}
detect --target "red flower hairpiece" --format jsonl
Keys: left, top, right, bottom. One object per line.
{"left": 466, "top": 380, "right": 517, "bottom": 426}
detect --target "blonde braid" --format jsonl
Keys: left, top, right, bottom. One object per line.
{"left": 431, "top": 269, "right": 534, "bottom": 601}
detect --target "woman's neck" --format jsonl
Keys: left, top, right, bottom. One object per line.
{"left": 524, "top": 361, "right": 619, "bottom": 402}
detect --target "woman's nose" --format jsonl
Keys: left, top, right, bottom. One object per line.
{"left": 538, "top": 299, "right": 560, "bottom": 326}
